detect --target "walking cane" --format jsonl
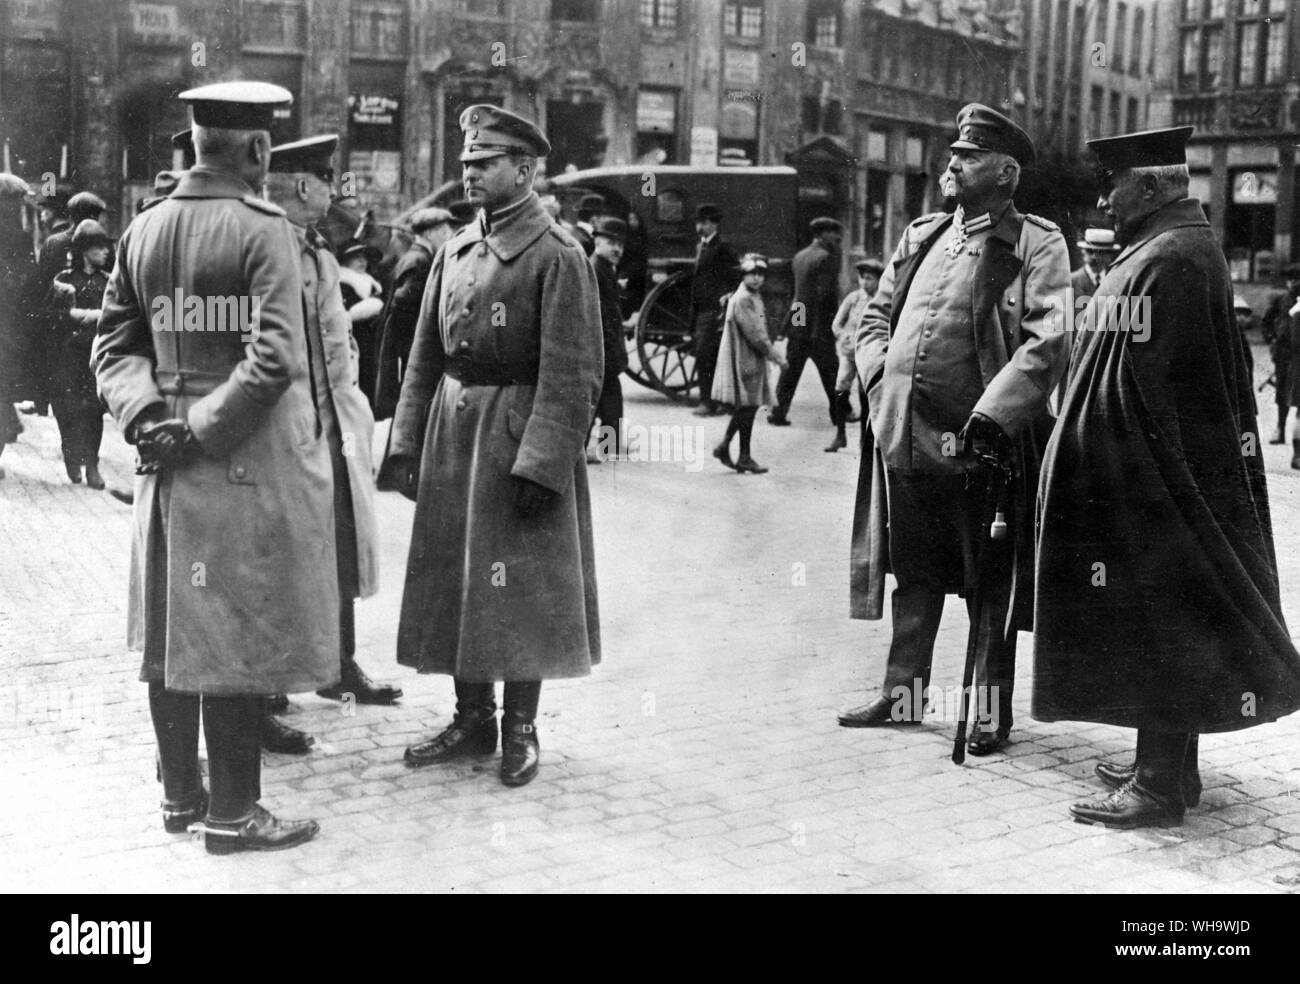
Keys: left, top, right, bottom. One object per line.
{"left": 952, "top": 461, "right": 1010, "bottom": 765}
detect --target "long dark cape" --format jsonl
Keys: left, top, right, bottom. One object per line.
{"left": 1032, "top": 199, "right": 1300, "bottom": 732}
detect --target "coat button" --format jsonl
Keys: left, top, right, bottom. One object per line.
{"left": 234, "top": 465, "right": 246, "bottom": 478}
{"left": 459, "top": 340, "right": 471, "bottom": 350}
{"left": 462, "top": 307, "right": 471, "bottom": 317}
{"left": 479, "top": 245, "right": 488, "bottom": 256}
{"left": 457, "top": 400, "right": 468, "bottom": 411}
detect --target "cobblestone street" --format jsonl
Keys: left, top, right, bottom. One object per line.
{"left": 3, "top": 349, "right": 1300, "bottom": 894}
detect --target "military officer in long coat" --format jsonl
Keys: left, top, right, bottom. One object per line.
{"left": 839, "top": 105, "right": 1070, "bottom": 756}
{"left": 387, "top": 106, "right": 603, "bottom": 787}
{"left": 265, "top": 134, "right": 402, "bottom": 715}
{"left": 93, "top": 82, "right": 335, "bottom": 854}
{"left": 1034, "top": 126, "right": 1300, "bottom": 828}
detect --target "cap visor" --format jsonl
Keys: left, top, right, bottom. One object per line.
{"left": 459, "top": 149, "right": 509, "bottom": 162}
{"left": 949, "top": 139, "right": 983, "bottom": 152}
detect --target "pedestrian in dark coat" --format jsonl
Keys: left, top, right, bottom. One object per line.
{"left": 1261, "top": 263, "right": 1300, "bottom": 444}
{"left": 770, "top": 217, "right": 844, "bottom": 438}
{"left": 387, "top": 105, "right": 603, "bottom": 788}
{"left": 710, "top": 253, "right": 787, "bottom": 474}
{"left": 1034, "top": 126, "right": 1300, "bottom": 830}
{"left": 588, "top": 215, "right": 631, "bottom": 461}
{"left": 690, "top": 203, "right": 741, "bottom": 416}
{"left": 93, "top": 82, "right": 332, "bottom": 854}
{"left": 0, "top": 179, "right": 33, "bottom": 474}
{"left": 50, "top": 219, "right": 111, "bottom": 488}
{"left": 839, "top": 105, "right": 1070, "bottom": 758}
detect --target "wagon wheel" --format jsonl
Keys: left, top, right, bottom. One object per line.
{"left": 635, "top": 270, "right": 697, "bottom": 397}
{"left": 621, "top": 326, "right": 654, "bottom": 388}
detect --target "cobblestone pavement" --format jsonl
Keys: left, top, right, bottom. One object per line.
{"left": 2, "top": 341, "right": 1299, "bottom": 894}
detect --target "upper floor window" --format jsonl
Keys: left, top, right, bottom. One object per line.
{"left": 455, "top": 0, "right": 506, "bottom": 15}
{"left": 552, "top": 0, "right": 599, "bottom": 21}
{"left": 725, "top": 2, "right": 764, "bottom": 39}
{"left": 639, "top": 0, "right": 678, "bottom": 29}
{"left": 1237, "top": 0, "right": 1286, "bottom": 86}
{"left": 807, "top": 0, "right": 841, "bottom": 47}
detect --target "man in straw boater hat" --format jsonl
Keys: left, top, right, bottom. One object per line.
{"left": 93, "top": 81, "right": 337, "bottom": 853}
{"left": 1071, "top": 226, "right": 1120, "bottom": 302}
{"left": 387, "top": 105, "right": 603, "bottom": 787}
{"left": 1034, "top": 125, "right": 1300, "bottom": 828}
{"left": 839, "top": 104, "right": 1071, "bottom": 756}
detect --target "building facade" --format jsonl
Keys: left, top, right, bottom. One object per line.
{"left": 1149, "top": 0, "right": 1300, "bottom": 282}
{"left": 1, "top": 0, "right": 1018, "bottom": 258}
{"left": 1016, "top": 0, "right": 1156, "bottom": 157}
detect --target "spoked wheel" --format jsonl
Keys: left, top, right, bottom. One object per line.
{"left": 622, "top": 329, "right": 654, "bottom": 388}
{"left": 635, "top": 270, "right": 697, "bottom": 398}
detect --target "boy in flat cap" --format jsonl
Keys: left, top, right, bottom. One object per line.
{"left": 828, "top": 257, "right": 884, "bottom": 451}
{"left": 388, "top": 105, "right": 603, "bottom": 787}
{"left": 1034, "top": 126, "right": 1300, "bottom": 828}
{"left": 690, "top": 203, "right": 741, "bottom": 415}
{"left": 265, "top": 133, "right": 402, "bottom": 718}
{"left": 771, "top": 217, "right": 845, "bottom": 445}
{"left": 93, "top": 81, "right": 331, "bottom": 854}
{"left": 841, "top": 104, "right": 1070, "bottom": 758}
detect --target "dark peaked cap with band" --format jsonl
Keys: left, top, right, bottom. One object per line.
{"left": 1087, "top": 126, "right": 1195, "bottom": 170}
{"left": 459, "top": 104, "right": 551, "bottom": 161}
{"left": 178, "top": 81, "right": 293, "bottom": 130}
{"left": 950, "top": 103, "right": 1036, "bottom": 166}
{"left": 269, "top": 134, "right": 338, "bottom": 181}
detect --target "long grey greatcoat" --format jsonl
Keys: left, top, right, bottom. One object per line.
{"left": 298, "top": 227, "right": 379, "bottom": 599}
{"left": 849, "top": 206, "right": 1070, "bottom": 623}
{"left": 712, "top": 281, "right": 775, "bottom": 408}
{"left": 389, "top": 192, "right": 604, "bottom": 682}
{"left": 1033, "top": 198, "right": 1300, "bottom": 733}
{"left": 93, "top": 167, "right": 340, "bottom": 695}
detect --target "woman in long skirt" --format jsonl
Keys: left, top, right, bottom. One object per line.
{"left": 711, "top": 253, "right": 787, "bottom": 474}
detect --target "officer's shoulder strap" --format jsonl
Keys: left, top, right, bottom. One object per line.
{"left": 547, "top": 223, "right": 581, "bottom": 248}
{"left": 240, "top": 194, "right": 286, "bottom": 217}
{"left": 907, "top": 211, "right": 947, "bottom": 230}
{"left": 1024, "top": 212, "right": 1060, "bottom": 234}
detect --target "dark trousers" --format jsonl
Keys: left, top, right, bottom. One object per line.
{"left": 1135, "top": 730, "right": 1196, "bottom": 799}
{"left": 775, "top": 335, "right": 841, "bottom": 424}
{"left": 693, "top": 312, "right": 722, "bottom": 408}
{"left": 589, "top": 367, "right": 625, "bottom": 455}
{"left": 149, "top": 683, "right": 261, "bottom": 822}
{"left": 879, "top": 469, "right": 1015, "bottom": 731}
{"left": 52, "top": 400, "right": 102, "bottom": 467}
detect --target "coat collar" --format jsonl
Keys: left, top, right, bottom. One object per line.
{"left": 170, "top": 165, "right": 261, "bottom": 200}
{"left": 1111, "top": 198, "right": 1209, "bottom": 268}
{"left": 452, "top": 192, "right": 550, "bottom": 262}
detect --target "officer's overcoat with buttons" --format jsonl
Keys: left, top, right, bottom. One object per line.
{"left": 849, "top": 205, "right": 1069, "bottom": 625}
{"left": 389, "top": 192, "right": 604, "bottom": 681}
{"left": 93, "top": 167, "right": 340, "bottom": 695}
{"left": 296, "top": 226, "right": 379, "bottom": 599}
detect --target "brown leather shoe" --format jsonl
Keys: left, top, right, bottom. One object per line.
{"left": 1095, "top": 759, "right": 1201, "bottom": 807}
{"left": 1069, "top": 780, "right": 1184, "bottom": 829}
{"left": 500, "top": 718, "right": 540, "bottom": 787}
{"left": 824, "top": 431, "right": 847, "bottom": 453}
{"left": 837, "top": 695, "right": 919, "bottom": 728}
{"left": 734, "top": 455, "right": 768, "bottom": 474}
{"left": 404, "top": 710, "right": 498, "bottom": 767}
{"left": 202, "top": 803, "right": 319, "bottom": 855}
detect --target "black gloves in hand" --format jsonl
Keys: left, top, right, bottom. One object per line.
{"left": 959, "top": 411, "right": 1012, "bottom": 469}
{"left": 135, "top": 418, "right": 199, "bottom": 473}
{"left": 513, "top": 476, "right": 556, "bottom": 518}
{"left": 389, "top": 455, "right": 420, "bottom": 503}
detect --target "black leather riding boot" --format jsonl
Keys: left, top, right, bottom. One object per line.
{"left": 148, "top": 682, "right": 203, "bottom": 814}
{"left": 202, "top": 695, "right": 262, "bottom": 822}
{"left": 403, "top": 678, "right": 497, "bottom": 767}
{"left": 501, "top": 681, "right": 542, "bottom": 787}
